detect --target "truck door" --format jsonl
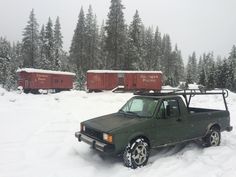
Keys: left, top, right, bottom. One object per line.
{"left": 154, "top": 99, "right": 189, "bottom": 146}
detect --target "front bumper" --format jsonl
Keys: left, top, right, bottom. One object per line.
{"left": 75, "top": 132, "right": 115, "bottom": 153}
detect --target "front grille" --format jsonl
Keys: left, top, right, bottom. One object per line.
{"left": 84, "top": 127, "right": 103, "bottom": 141}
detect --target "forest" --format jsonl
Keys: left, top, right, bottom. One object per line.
{"left": 0, "top": 0, "right": 236, "bottom": 91}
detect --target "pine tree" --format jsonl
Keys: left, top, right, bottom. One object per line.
{"left": 84, "top": 6, "right": 99, "bottom": 70}
{"left": 124, "top": 26, "right": 134, "bottom": 70}
{"left": 45, "top": 17, "right": 55, "bottom": 70}
{"left": 98, "top": 21, "right": 108, "bottom": 69}
{"left": 197, "top": 56, "right": 203, "bottom": 83}
{"left": 0, "top": 37, "right": 11, "bottom": 87}
{"left": 221, "top": 59, "right": 229, "bottom": 88}
{"left": 199, "top": 67, "right": 206, "bottom": 86}
{"left": 206, "top": 63, "right": 215, "bottom": 89}
{"left": 38, "top": 25, "right": 49, "bottom": 69}
{"left": 143, "top": 27, "right": 154, "bottom": 70}
{"left": 0, "top": 37, "right": 20, "bottom": 90}
{"left": 22, "top": 9, "right": 39, "bottom": 68}
{"left": 54, "top": 16, "right": 63, "bottom": 70}
{"left": 69, "top": 7, "right": 86, "bottom": 89}
{"left": 105, "top": 0, "right": 126, "bottom": 69}
{"left": 215, "top": 57, "right": 223, "bottom": 88}
{"left": 228, "top": 45, "right": 236, "bottom": 91}
{"left": 186, "top": 52, "right": 197, "bottom": 84}
{"left": 70, "top": 7, "right": 86, "bottom": 72}
{"left": 126, "top": 10, "right": 143, "bottom": 70}
{"left": 172, "top": 45, "right": 184, "bottom": 86}
{"left": 153, "top": 27, "right": 162, "bottom": 70}
{"left": 161, "top": 34, "right": 173, "bottom": 85}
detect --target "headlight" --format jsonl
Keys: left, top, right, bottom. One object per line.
{"left": 103, "top": 133, "right": 113, "bottom": 143}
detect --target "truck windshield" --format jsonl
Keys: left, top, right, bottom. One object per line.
{"left": 119, "top": 97, "right": 159, "bottom": 117}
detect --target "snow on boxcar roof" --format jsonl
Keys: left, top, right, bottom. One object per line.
{"left": 16, "top": 68, "right": 76, "bottom": 76}
{"left": 87, "top": 70, "right": 162, "bottom": 74}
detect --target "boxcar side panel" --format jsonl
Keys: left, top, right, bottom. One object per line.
{"left": 87, "top": 73, "right": 105, "bottom": 90}
{"left": 124, "top": 73, "right": 137, "bottom": 90}
{"left": 32, "top": 73, "right": 52, "bottom": 89}
{"left": 136, "top": 73, "right": 162, "bottom": 91}
{"left": 104, "top": 73, "right": 118, "bottom": 90}
{"left": 51, "top": 75, "right": 74, "bottom": 89}
{"left": 60, "top": 75, "right": 74, "bottom": 89}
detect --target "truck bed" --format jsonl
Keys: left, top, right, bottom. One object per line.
{"left": 188, "top": 107, "right": 221, "bottom": 114}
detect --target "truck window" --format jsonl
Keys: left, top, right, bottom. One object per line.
{"left": 120, "top": 97, "right": 159, "bottom": 117}
{"left": 158, "top": 99, "right": 180, "bottom": 119}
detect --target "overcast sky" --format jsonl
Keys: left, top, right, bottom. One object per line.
{"left": 0, "top": 0, "right": 236, "bottom": 62}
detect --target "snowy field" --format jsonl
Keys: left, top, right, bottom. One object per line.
{"left": 0, "top": 87, "right": 236, "bottom": 177}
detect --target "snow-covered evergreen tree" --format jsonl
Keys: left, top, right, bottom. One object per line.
{"left": 143, "top": 27, "right": 154, "bottom": 70}
{"left": 153, "top": 27, "right": 162, "bottom": 70}
{"left": 70, "top": 7, "right": 86, "bottom": 72}
{"left": 38, "top": 25, "right": 49, "bottom": 69}
{"left": 128, "top": 10, "right": 143, "bottom": 70}
{"left": 97, "top": 21, "right": 108, "bottom": 69}
{"left": 45, "top": 17, "right": 55, "bottom": 70}
{"left": 186, "top": 52, "right": 197, "bottom": 84}
{"left": 105, "top": 0, "right": 126, "bottom": 69}
{"left": 0, "top": 38, "right": 21, "bottom": 90}
{"left": 206, "top": 63, "right": 216, "bottom": 89}
{"left": 54, "top": 16, "right": 63, "bottom": 70}
{"left": 84, "top": 6, "right": 99, "bottom": 70}
{"left": 228, "top": 45, "right": 236, "bottom": 91}
{"left": 0, "top": 37, "right": 11, "bottom": 87}
{"left": 161, "top": 34, "right": 173, "bottom": 85}
{"left": 124, "top": 26, "right": 135, "bottom": 70}
{"left": 172, "top": 45, "right": 184, "bottom": 86}
{"left": 21, "top": 9, "right": 40, "bottom": 68}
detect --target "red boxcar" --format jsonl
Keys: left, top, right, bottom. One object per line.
{"left": 87, "top": 70, "right": 162, "bottom": 92}
{"left": 17, "top": 68, "right": 75, "bottom": 93}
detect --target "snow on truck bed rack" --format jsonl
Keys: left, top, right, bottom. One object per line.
{"left": 16, "top": 68, "right": 76, "bottom": 76}
{"left": 87, "top": 70, "right": 162, "bottom": 74}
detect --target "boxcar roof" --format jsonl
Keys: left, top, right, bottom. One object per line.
{"left": 87, "top": 70, "right": 162, "bottom": 74}
{"left": 16, "top": 68, "right": 76, "bottom": 76}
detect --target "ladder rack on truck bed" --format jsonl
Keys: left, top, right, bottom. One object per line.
{"left": 134, "top": 89, "right": 229, "bottom": 111}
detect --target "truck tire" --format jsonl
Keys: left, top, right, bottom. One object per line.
{"left": 123, "top": 138, "right": 150, "bottom": 169}
{"left": 203, "top": 127, "right": 221, "bottom": 147}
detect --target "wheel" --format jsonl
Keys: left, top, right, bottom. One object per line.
{"left": 123, "top": 138, "right": 150, "bottom": 169}
{"left": 203, "top": 127, "right": 221, "bottom": 147}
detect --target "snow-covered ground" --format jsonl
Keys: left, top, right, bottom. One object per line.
{"left": 0, "top": 87, "right": 236, "bottom": 177}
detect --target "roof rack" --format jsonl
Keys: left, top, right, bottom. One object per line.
{"left": 134, "top": 89, "right": 229, "bottom": 111}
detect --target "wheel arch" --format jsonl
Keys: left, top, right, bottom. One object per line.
{"left": 205, "top": 123, "right": 221, "bottom": 135}
{"left": 128, "top": 133, "right": 151, "bottom": 147}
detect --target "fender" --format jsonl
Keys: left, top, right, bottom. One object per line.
{"left": 205, "top": 122, "right": 221, "bottom": 136}
{"left": 128, "top": 132, "right": 151, "bottom": 147}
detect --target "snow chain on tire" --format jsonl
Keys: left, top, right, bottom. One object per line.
{"left": 123, "top": 138, "right": 150, "bottom": 169}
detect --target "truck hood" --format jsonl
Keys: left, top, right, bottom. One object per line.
{"left": 83, "top": 113, "right": 146, "bottom": 133}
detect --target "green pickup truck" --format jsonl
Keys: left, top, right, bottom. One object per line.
{"left": 75, "top": 89, "right": 233, "bottom": 169}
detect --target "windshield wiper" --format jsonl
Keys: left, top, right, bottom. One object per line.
{"left": 118, "top": 109, "right": 125, "bottom": 113}
{"left": 118, "top": 110, "right": 141, "bottom": 117}
{"left": 125, "top": 111, "right": 141, "bottom": 117}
